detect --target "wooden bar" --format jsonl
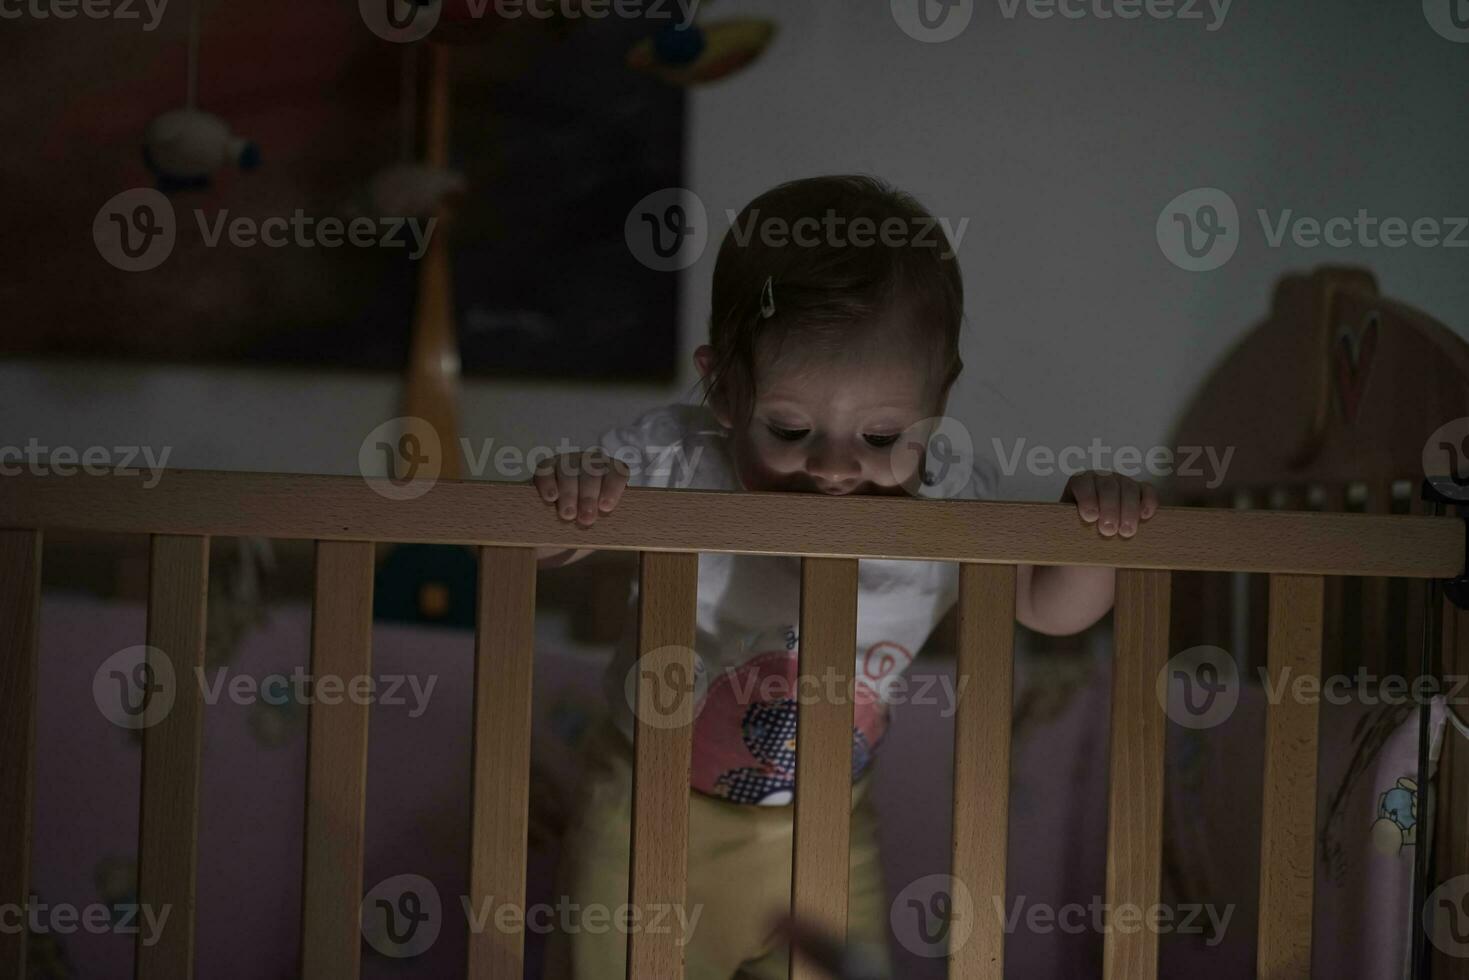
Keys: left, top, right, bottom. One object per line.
{"left": 300, "top": 541, "right": 376, "bottom": 980}
{"left": 950, "top": 563, "right": 1016, "bottom": 979}
{"left": 135, "top": 534, "right": 210, "bottom": 979}
{"left": 1257, "top": 574, "right": 1325, "bottom": 979}
{"left": 790, "top": 558, "right": 859, "bottom": 980}
{"left": 0, "top": 530, "right": 42, "bottom": 979}
{"left": 468, "top": 547, "right": 538, "bottom": 980}
{"left": 626, "top": 551, "right": 699, "bottom": 980}
{"left": 0, "top": 470, "right": 1459, "bottom": 578}
{"left": 1103, "top": 568, "right": 1171, "bottom": 980}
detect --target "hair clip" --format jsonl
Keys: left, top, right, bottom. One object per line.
{"left": 760, "top": 275, "right": 776, "bottom": 319}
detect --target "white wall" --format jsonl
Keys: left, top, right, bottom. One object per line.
{"left": 5, "top": 0, "right": 1467, "bottom": 499}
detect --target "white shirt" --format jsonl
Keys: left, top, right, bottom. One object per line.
{"left": 597, "top": 403, "right": 997, "bottom": 805}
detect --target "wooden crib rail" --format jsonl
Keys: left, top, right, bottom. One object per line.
{"left": 0, "top": 469, "right": 1463, "bottom": 980}
{"left": 0, "top": 468, "right": 1459, "bottom": 576}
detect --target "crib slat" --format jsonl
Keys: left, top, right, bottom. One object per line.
{"left": 136, "top": 534, "right": 210, "bottom": 979}
{"left": 1256, "top": 573, "right": 1324, "bottom": 980}
{"left": 627, "top": 551, "right": 699, "bottom": 980}
{"left": 791, "top": 557, "right": 859, "bottom": 980}
{"left": 950, "top": 563, "right": 1015, "bottom": 979}
{"left": 0, "top": 530, "right": 42, "bottom": 979}
{"left": 1103, "top": 568, "right": 1171, "bottom": 980}
{"left": 468, "top": 547, "right": 537, "bottom": 980}
{"left": 301, "top": 541, "right": 376, "bottom": 980}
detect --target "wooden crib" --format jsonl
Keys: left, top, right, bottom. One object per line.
{"left": 1165, "top": 266, "right": 1469, "bottom": 979}
{"left": 0, "top": 467, "right": 1461, "bottom": 980}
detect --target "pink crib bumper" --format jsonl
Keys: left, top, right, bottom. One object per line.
{"left": 26, "top": 593, "right": 1440, "bottom": 978}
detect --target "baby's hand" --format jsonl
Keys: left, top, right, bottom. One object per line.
{"left": 532, "top": 449, "right": 630, "bottom": 527}
{"left": 1061, "top": 471, "right": 1159, "bottom": 538}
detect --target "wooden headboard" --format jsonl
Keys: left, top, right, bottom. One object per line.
{"left": 1167, "top": 266, "right": 1469, "bottom": 678}
{"left": 1169, "top": 265, "right": 1469, "bottom": 496}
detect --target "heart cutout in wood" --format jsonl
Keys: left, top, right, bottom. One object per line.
{"left": 1334, "top": 312, "right": 1380, "bottom": 424}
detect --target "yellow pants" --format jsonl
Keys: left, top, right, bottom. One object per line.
{"left": 543, "top": 717, "right": 892, "bottom": 980}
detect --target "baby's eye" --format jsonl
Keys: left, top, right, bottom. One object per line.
{"left": 863, "top": 433, "right": 901, "bottom": 448}
{"left": 767, "top": 424, "right": 809, "bottom": 442}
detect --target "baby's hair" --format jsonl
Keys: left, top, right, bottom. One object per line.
{"left": 703, "top": 174, "right": 964, "bottom": 418}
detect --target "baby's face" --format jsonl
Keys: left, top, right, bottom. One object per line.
{"left": 701, "top": 313, "right": 945, "bottom": 496}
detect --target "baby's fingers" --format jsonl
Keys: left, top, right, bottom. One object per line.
{"left": 1140, "top": 482, "right": 1160, "bottom": 520}
{"left": 1095, "top": 475, "right": 1121, "bottom": 536}
{"left": 533, "top": 455, "right": 559, "bottom": 504}
{"left": 1067, "top": 472, "right": 1100, "bottom": 523}
{"left": 1118, "top": 481, "right": 1141, "bottom": 538}
{"left": 555, "top": 458, "right": 581, "bottom": 521}
{"left": 575, "top": 450, "right": 628, "bottom": 526}
{"left": 576, "top": 469, "right": 604, "bottom": 526}
{"left": 599, "top": 456, "right": 630, "bottom": 514}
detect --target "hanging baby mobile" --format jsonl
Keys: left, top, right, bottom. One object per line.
{"left": 142, "top": 0, "right": 259, "bottom": 191}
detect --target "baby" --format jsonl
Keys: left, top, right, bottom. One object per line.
{"left": 534, "top": 175, "right": 1157, "bottom": 979}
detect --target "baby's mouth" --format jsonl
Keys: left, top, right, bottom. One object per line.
{"left": 810, "top": 480, "right": 903, "bottom": 497}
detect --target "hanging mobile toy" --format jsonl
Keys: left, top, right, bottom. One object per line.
{"left": 348, "top": 46, "right": 465, "bottom": 223}
{"left": 144, "top": 109, "right": 260, "bottom": 192}
{"left": 141, "top": 0, "right": 259, "bottom": 192}
{"left": 652, "top": 19, "right": 707, "bottom": 66}
{"left": 627, "top": 3, "right": 776, "bottom": 87}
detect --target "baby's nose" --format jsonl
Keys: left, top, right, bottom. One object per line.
{"left": 806, "top": 444, "right": 861, "bottom": 484}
